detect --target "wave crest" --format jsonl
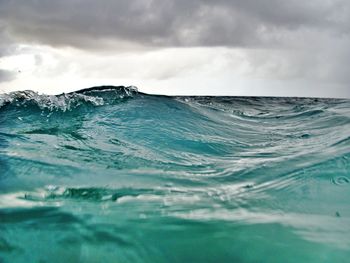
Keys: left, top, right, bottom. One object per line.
{"left": 0, "top": 85, "right": 138, "bottom": 111}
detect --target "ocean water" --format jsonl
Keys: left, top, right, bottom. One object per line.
{"left": 0, "top": 86, "right": 350, "bottom": 263}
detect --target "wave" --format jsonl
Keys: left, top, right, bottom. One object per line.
{"left": 0, "top": 86, "right": 350, "bottom": 262}
{"left": 0, "top": 85, "right": 139, "bottom": 111}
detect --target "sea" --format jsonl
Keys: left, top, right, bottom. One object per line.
{"left": 1, "top": 86, "right": 350, "bottom": 262}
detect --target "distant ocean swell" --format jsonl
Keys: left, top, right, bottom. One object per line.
{"left": 0, "top": 86, "right": 350, "bottom": 262}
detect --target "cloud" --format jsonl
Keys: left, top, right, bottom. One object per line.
{"left": 0, "top": 0, "right": 348, "bottom": 49}
{"left": 0, "top": 69, "right": 16, "bottom": 82}
{"left": 0, "top": 0, "right": 349, "bottom": 97}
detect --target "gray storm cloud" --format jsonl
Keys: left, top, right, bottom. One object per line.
{"left": 0, "top": 69, "right": 15, "bottom": 83}
{"left": 0, "top": 27, "right": 17, "bottom": 83}
{"left": 0, "top": 0, "right": 348, "bottom": 48}
{"left": 0, "top": 0, "right": 349, "bottom": 96}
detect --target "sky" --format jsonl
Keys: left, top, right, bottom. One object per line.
{"left": 0, "top": 0, "right": 349, "bottom": 98}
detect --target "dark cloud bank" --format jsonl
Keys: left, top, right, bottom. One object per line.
{"left": 0, "top": 0, "right": 348, "bottom": 48}
{"left": 0, "top": 69, "right": 15, "bottom": 83}
{"left": 0, "top": 0, "right": 349, "bottom": 96}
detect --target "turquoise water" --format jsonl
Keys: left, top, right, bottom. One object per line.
{"left": 0, "top": 86, "right": 350, "bottom": 262}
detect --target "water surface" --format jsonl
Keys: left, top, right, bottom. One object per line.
{"left": 1, "top": 86, "right": 350, "bottom": 262}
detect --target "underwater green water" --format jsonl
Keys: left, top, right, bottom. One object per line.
{"left": 0, "top": 86, "right": 350, "bottom": 262}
